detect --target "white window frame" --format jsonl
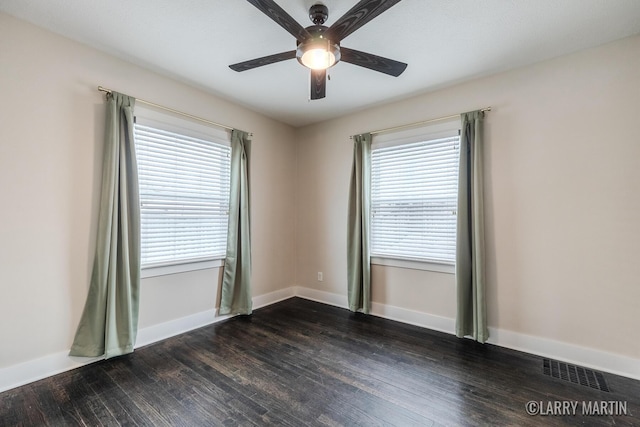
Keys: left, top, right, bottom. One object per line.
{"left": 134, "top": 105, "right": 231, "bottom": 278}
{"left": 370, "top": 118, "right": 461, "bottom": 274}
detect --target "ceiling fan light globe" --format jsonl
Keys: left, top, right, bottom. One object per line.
{"left": 296, "top": 39, "right": 341, "bottom": 70}
{"left": 302, "top": 48, "right": 335, "bottom": 70}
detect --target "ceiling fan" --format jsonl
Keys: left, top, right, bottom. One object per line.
{"left": 229, "top": 0, "right": 407, "bottom": 100}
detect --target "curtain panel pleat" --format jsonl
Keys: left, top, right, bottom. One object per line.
{"left": 455, "top": 110, "right": 488, "bottom": 343}
{"left": 70, "top": 92, "right": 141, "bottom": 358}
{"left": 220, "top": 130, "right": 252, "bottom": 315}
{"left": 347, "top": 133, "right": 372, "bottom": 313}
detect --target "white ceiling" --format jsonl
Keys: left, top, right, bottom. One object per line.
{"left": 2, "top": 0, "right": 640, "bottom": 127}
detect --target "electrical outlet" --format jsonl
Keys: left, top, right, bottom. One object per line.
{"left": 317, "top": 272, "right": 323, "bottom": 281}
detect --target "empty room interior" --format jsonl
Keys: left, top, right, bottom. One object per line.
{"left": 1, "top": 0, "right": 639, "bottom": 425}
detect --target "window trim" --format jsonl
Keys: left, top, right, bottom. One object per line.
{"left": 141, "top": 259, "right": 225, "bottom": 279}
{"left": 370, "top": 117, "right": 461, "bottom": 268}
{"left": 134, "top": 105, "right": 231, "bottom": 274}
{"left": 370, "top": 256, "right": 455, "bottom": 274}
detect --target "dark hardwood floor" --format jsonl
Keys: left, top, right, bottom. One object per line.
{"left": 1, "top": 297, "right": 638, "bottom": 426}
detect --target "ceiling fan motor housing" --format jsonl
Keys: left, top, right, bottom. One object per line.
{"left": 309, "top": 4, "right": 329, "bottom": 25}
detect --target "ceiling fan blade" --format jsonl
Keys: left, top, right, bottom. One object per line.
{"left": 245, "top": 0, "right": 312, "bottom": 41}
{"left": 229, "top": 50, "right": 296, "bottom": 72}
{"left": 310, "top": 69, "right": 326, "bottom": 100}
{"left": 341, "top": 47, "right": 407, "bottom": 77}
{"left": 324, "top": 0, "right": 401, "bottom": 42}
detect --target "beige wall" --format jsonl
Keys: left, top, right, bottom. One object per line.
{"left": 1, "top": 9, "right": 638, "bottom": 375}
{"left": 295, "top": 34, "right": 640, "bottom": 360}
{"left": 0, "top": 13, "right": 296, "bottom": 369}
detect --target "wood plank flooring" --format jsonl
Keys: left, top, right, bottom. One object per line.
{"left": 1, "top": 297, "right": 639, "bottom": 426}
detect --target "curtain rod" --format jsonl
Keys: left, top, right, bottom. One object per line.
{"left": 351, "top": 107, "right": 491, "bottom": 139}
{"left": 98, "top": 86, "right": 250, "bottom": 134}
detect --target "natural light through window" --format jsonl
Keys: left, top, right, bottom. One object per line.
{"left": 134, "top": 112, "right": 231, "bottom": 269}
{"left": 371, "top": 124, "right": 460, "bottom": 265}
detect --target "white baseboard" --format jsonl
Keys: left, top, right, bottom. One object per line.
{"left": 370, "top": 301, "right": 456, "bottom": 335}
{"left": 293, "top": 286, "right": 640, "bottom": 381}
{"left": 293, "top": 286, "right": 348, "bottom": 309}
{"left": 135, "top": 288, "right": 295, "bottom": 349}
{"left": 293, "top": 286, "right": 457, "bottom": 334}
{"left": 0, "top": 353, "right": 104, "bottom": 395}
{"left": 0, "top": 287, "right": 295, "bottom": 394}
{"left": 136, "top": 309, "right": 224, "bottom": 348}
{"left": 2, "top": 285, "right": 638, "bottom": 394}
{"left": 486, "top": 328, "right": 640, "bottom": 381}
{"left": 253, "top": 286, "right": 296, "bottom": 310}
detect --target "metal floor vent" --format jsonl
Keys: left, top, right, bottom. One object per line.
{"left": 543, "top": 358, "right": 609, "bottom": 392}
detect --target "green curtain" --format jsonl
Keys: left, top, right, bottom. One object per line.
{"left": 70, "top": 92, "right": 140, "bottom": 358}
{"left": 220, "top": 130, "right": 252, "bottom": 315}
{"left": 455, "top": 110, "right": 488, "bottom": 342}
{"left": 347, "top": 133, "right": 372, "bottom": 314}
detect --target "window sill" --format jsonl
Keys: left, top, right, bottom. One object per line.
{"left": 141, "top": 258, "right": 225, "bottom": 279}
{"left": 370, "top": 256, "right": 455, "bottom": 274}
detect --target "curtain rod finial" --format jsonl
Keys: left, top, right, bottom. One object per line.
{"left": 98, "top": 86, "right": 113, "bottom": 100}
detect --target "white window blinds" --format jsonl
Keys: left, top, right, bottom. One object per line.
{"left": 134, "top": 120, "right": 231, "bottom": 268}
{"left": 371, "top": 126, "right": 460, "bottom": 265}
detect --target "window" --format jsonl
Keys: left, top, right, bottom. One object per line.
{"left": 134, "top": 107, "right": 231, "bottom": 270}
{"left": 371, "top": 120, "right": 460, "bottom": 266}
